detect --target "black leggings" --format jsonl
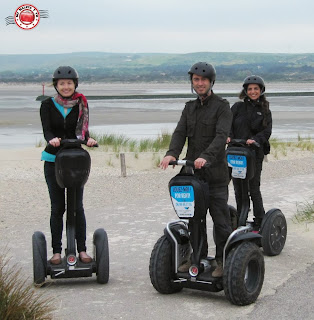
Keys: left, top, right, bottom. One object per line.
{"left": 44, "top": 161, "right": 87, "bottom": 254}
{"left": 232, "top": 157, "right": 265, "bottom": 219}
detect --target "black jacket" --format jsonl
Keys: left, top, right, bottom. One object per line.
{"left": 40, "top": 97, "right": 90, "bottom": 155}
{"left": 166, "top": 93, "right": 232, "bottom": 186}
{"left": 230, "top": 99, "right": 272, "bottom": 158}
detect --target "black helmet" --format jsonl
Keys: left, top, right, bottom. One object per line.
{"left": 188, "top": 62, "right": 216, "bottom": 86}
{"left": 52, "top": 66, "right": 79, "bottom": 88}
{"left": 243, "top": 75, "right": 265, "bottom": 94}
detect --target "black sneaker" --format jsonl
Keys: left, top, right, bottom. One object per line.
{"left": 252, "top": 218, "right": 263, "bottom": 232}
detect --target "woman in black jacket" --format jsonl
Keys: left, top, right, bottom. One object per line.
{"left": 40, "top": 66, "right": 97, "bottom": 265}
{"left": 228, "top": 75, "right": 272, "bottom": 230}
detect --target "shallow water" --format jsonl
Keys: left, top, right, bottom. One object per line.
{"left": 0, "top": 83, "right": 313, "bottom": 148}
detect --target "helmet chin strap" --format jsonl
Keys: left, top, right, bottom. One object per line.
{"left": 191, "top": 82, "right": 212, "bottom": 99}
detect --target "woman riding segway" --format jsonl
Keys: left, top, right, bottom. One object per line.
{"left": 40, "top": 66, "right": 97, "bottom": 265}
{"left": 228, "top": 75, "right": 271, "bottom": 231}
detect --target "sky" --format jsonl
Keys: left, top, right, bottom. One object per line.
{"left": 1, "top": 0, "right": 314, "bottom": 55}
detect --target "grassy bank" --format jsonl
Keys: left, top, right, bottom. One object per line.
{"left": 36, "top": 133, "right": 314, "bottom": 159}
{"left": 293, "top": 201, "right": 314, "bottom": 224}
{"left": 90, "top": 132, "right": 313, "bottom": 153}
{"left": 270, "top": 136, "right": 314, "bottom": 159}
{"left": 0, "top": 252, "right": 54, "bottom": 319}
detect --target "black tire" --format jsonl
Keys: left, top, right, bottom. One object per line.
{"left": 93, "top": 228, "right": 109, "bottom": 284}
{"left": 223, "top": 241, "right": 265, "bottom": 306}
{"left": 261, "top": 209, "right": 287, "bottom": 256}
{"left": 32, "top": 231, "right": 47, "bottom": 285}
{"left": 149, "top": 235, "right": 182, "bottom": 294}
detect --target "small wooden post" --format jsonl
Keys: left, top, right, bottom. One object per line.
{"left": 120, "top": 153, "right": 127, "bottom": 177}
{"left": 42, "top": 83, "right": 45, "bottom": 95}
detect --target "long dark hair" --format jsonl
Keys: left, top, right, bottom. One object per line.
{"left": 239, "top": 88, "right": 270, "bottom": 127}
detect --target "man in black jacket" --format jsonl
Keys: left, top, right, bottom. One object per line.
{"left": 160, "top": 62, "right": 232, "bottom": 277}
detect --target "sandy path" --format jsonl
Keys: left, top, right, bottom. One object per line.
{"left": 0, "top": 147, "right": 313, "bottom": 319}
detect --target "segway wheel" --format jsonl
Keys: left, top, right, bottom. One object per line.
{"left": 261, "top": 209, "right": 287, "bottom": 256}
{"left": 32, "top": 231, "right": 47, "bottom": 286}
{"left": 223, "top": 241, "right": 265, "bottom": 306}
{"left": 93, "top": 228, "right": 109, "bottom": 284}
{"left": 149, "top": 235, "right": 182, "bottom": 294}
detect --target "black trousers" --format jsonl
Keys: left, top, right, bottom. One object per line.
{"left": 232, "top": 157, "right": 265, "bottom": 219}
{"left": 189, "top": 185, "right": 232, "bottom": 261}
{"left": 44, "top": 161, "right": 87, "bottom": 254}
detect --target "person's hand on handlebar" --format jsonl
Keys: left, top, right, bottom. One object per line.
{"left": 246, "top": 139, "right": 256, "bottom": 145}
{"left": 159, "top": 155, "right": 176, "bottom": 170}
{"left": 194, "top": 157, "right": 207, "bottom": 169}
{"left": 49, "top": 137, "right": 61, "bottom": 147}
{"left": 87, "top": 137, "right": 98, "bottom": 147}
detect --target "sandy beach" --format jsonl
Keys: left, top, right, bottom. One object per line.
{"left": 0, "top": 144, "right": 314, "bottom": 319}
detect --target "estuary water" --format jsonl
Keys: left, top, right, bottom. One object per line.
{"left": 0, "top": 83, "right": 313, "bottom": 148}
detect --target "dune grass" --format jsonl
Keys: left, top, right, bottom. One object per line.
{"left": 36, "top": 132, "right": 313, "bottom": 159}
{"left": 292, "top": 201, "right": 314, "bottom": 224}
{"left": 0, "top": 252, "right": 54, "bottom": 320}
{"left": 269, "top": 136, "right": 313, "bottom": 159}
{"left": 90, "top": 131, "right": 174, "bottom": 152}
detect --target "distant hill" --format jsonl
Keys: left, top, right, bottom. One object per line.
{"left": 1, "top": 51, "right": 314, "bottom": 83}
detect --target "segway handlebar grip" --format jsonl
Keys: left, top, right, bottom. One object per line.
{"left": 60, "top": 139, "right": 98, "bottom": 147}
{"left": 228, "top": 139, "right": 260, "bottom": 148}
{"left": 252, "top": 141, "right": 260, "bottom": 148}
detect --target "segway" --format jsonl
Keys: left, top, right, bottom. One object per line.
{"left": 149, "top": 160, "right": 265, "bottom": 306}
{"left": 32, "top": 139, "right": 109, "bottom": 285}
{"left": 226, "top": 139, "right": 287, "bottom": 256}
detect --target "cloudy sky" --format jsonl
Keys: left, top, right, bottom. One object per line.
{"left": 1, "top": 0, "right": 314, "bottom": 54}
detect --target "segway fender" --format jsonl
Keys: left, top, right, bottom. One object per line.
{"left": 164, "top": 222, "right": 189, "bottom": 245}
{"left": 226, "top": 232, "right": 262, "bottom": 252}
{"left": 163, "top": 221, "right": 191, "bottom": 273}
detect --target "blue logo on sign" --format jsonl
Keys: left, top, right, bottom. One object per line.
{"left": 170, "top": 185, "right": 194, "bottom": 202}
{"left": 227, "top": 155, "right": 247, "bottom": 168}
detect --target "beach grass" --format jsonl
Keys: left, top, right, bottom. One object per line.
{"left": 292, "top": 201, "right": 314, "bottom": 224}
{"left": 269, "top": 136, "right": 314, "bottom": 159}
{"left": 35, "top": 132, "right": 313, "bottom": 157}
{"left": 0, "top": 252, "right": 54, "bottom": 320}
{"left": 90, "top": 131, "right": 176, "bottom": 152}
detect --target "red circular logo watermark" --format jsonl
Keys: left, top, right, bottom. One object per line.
{"left": 14, "top": 4, "right": 40, "bottom": 30}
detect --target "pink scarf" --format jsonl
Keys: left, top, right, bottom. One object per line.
{"left": 54, "top": 92, "right": 89, "bottom": 140}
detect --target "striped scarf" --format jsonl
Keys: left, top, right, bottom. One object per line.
{"left": 54, "top": 92, "right": 89, "bottom": 140}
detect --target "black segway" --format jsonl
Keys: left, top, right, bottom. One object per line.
{"left": 32, "top": 139, "right": 109, "bottom": 285}
{"left": 226, "top": 139, "right": 287, "bottom": 256}
{"left": 149, "top": 160, "right": 265, "bottom": 306}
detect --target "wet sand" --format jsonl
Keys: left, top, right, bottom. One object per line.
{"left": 0, "top": 82, "right": 313, "bottom": 147}
{"left": 1, "top": 106, "right": 314, "bottom": 129}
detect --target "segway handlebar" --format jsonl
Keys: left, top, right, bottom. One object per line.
{"left": 228, "top": 139, "right": 260, "bottom": 148}
{"left": 60, "top": 139, "right": 99, "bottom": 148}
{"left": 169, "top": 160, "right": 195, "bottom": 168}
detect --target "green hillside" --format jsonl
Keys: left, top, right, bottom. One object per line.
{"left": 1, "top": 51, "right": 314, "bottom": 83}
